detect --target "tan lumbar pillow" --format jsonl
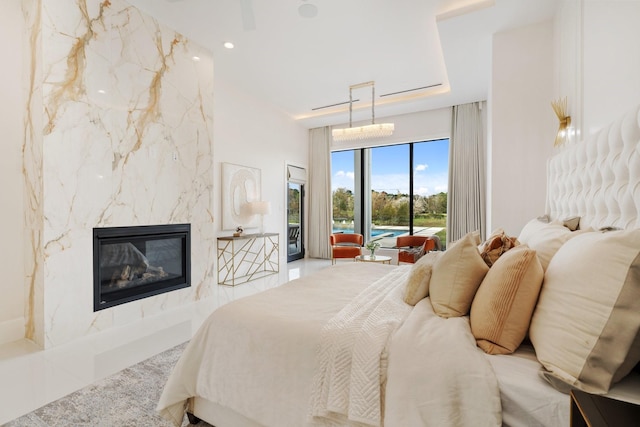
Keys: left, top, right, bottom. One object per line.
{"left": 429, "top": 231, "right": 489, "bottom": 317}
{"left": 529, "top": 229, "right": 640, "bottom": 393}
{"left": 470, "top": 245, "right": 543, "bottom": 355}
{"left": 403, "top": 252, "right": 443, "bottom": 306}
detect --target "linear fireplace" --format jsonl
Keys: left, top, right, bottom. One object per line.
{"left": 93, "top": 224, "right": 191, "bottom": 311}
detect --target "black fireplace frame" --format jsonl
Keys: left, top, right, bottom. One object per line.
{"left": 93, "top": 223, "right": 191, "bottom": 311}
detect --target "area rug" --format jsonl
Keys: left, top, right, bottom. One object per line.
{"left": 3, "top": 342, "right": 212, "bottom": 427}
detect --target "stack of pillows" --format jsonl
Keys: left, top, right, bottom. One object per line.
{"left": 402, "top": 216, "right": 640, "bottom": 394}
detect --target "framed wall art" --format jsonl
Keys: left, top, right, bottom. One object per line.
{"left": 221, "top": 162, "right": 261, "bottom": 231}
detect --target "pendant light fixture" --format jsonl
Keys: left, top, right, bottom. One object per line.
{"left": 332, "top": 81, "right": 394, "bottom": 141}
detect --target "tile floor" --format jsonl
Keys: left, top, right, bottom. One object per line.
{"left": 0, "top": 257, "right": 331, "bottom": 425}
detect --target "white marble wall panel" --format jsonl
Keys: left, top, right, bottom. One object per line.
{"left": 25, "top": 0, "right": 214, "bottom": 348}
{"left": 23, "top": 0, "right": 46, "bottom": 346}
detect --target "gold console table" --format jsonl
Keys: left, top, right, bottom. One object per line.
{"left": 217, "top": 233, "right": 279, "bottom": 286}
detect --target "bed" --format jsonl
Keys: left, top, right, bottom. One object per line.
{"left": 157, "top": 103, "right": 640, "bottom": 427}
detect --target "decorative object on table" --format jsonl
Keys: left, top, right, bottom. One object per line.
{"left": 332, "top": 81, "right": 394, "bottom": 141}
{"left": 365, "top": 240, "right": 381, "bottom": 258}
{"left": 233, "top": 226, "right": 243, "bottom": 237}
{"left": 551, "top": 96, "right": 571, "bottom": 147}
{"left": 221, "top": 162, "right": 261, "bottom": 230}
{"left": 249, "top": 201, "right": 271, "bottom": 234}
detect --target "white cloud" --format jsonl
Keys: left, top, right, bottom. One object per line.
{"left": 332, "top": 170, "right": 355, "bottom": 191}
{"left": 415, "top": 164, "right": 428, "bottom": 172}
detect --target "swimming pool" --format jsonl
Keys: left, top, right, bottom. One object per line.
{"left": 332, "top": 228, "right": 407, "bottom": 238}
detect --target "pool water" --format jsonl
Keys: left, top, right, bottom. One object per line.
{"left": 332, "top": 228, "right": 406, "bottom": 238}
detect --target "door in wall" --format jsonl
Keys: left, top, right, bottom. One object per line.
{"left": 287, "top": 165, "right": 305, "bottom": 262}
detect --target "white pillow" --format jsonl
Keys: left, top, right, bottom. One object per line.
{"left": 518, "top": 218, "right": 560, "bottom": 244}
{"left": 518, "top": 218, "right": 579, "bottom": 271}
{"left": 529, "top": 229, "right": 640, "bottom": 393}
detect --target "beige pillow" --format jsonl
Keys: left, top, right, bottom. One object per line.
{"left": 529, "top": 229, "right": 640, "bottom": 393}
{"left": 429, "top": 232, "right": 490, "bottom": 318}
{"left": 403, "top": 252, "right": 443, "bottom": 306}
{"left": 470, "top": 245, "right": 543, "bottom": 355}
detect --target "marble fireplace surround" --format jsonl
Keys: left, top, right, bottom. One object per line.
{"left": 23, "top": 0, "right": 215, "bottom": 348}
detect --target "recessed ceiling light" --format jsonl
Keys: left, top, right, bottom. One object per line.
{"left": 223, "top": 41, "right": 234, "bottom": 49}
{"left": 97, "top": 89, "right": 106, "bottom": 94}
{"left": 192, "top": 56, "right": 201, "bottom": 62}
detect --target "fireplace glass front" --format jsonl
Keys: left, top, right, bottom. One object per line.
{"left": 93, "top": 224, "right": 191, "bottom": 311}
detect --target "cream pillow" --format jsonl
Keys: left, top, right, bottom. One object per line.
{"left": 519, "top": 221, "right": 575, "bottom": 271}
{"left": 429, "top": 232, "right": 490, "bottom": 318}
{"left": 470, "top": 245, "right": 543, "bottom": 355}
{"left": 529, "top": 229, "right": 640, "bottom": 394}
{"left": 403, "top": 252, "right": 443, "bottom": 306}
{"left": 518, "top": 217, "right": 559, "bottom": 244}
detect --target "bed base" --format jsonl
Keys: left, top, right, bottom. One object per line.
{"left": 188, "top": 397, "right": 263, "bottom": 427}
{"left": 186, "top": 412, "right": 201, "bottom": 425}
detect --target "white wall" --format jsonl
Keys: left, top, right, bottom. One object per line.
{"left": 212, "top": 79, "right": 308, "bottom": 266}
{"left": 0, "top": 0, "right": 26, "bottom": 344}
{"left": 582, "top": 0, "right": 640, "bottom": 134}
{"left": 555, "top": 0, "right": 640, "bottom": 140}
{"left": 489, "top": 21, "right": 556, "bottom": 236}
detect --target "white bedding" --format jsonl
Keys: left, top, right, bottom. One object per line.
{"left": 384, "top": 298, "right": 502, "bottom": 427}
{"left": 485, "top": 344, "right": 568, "bottom": 427}
{"left": 157, "top": 262, "right": 398, "bottom": 427}
{"left": 158, "top": 263, "right": 508, "bottom": 427}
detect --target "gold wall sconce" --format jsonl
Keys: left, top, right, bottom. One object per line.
{"left": 551, "top": 97, "right": 571, "bottom": 147}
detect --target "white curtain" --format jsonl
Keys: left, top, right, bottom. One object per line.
{"left": 308, "top": 127, "right": 332, "bottom": 259}
{"left": 447, "top": 102, "right": 487, "bottom": 245}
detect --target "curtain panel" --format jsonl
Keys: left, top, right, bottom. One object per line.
{"left": 448, "top": 102, "right": 487, "bottom": 245}
{"left": 307, "top": 127, "right": 333, "bottom": 259}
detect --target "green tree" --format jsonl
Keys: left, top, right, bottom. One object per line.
{"left": 332, "top": 188, "right": 354, "bottom": 221}
{"left": 396, "top": 199, "right": 409, "bottom": 225}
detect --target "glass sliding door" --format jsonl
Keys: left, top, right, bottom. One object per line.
{"left": 370, "top": 144, "right": 410, "bottom": 248}
{"left": 412, "top": 140, "right": 449, "bottom": 245}
{"left": 287, "top": 165, "right": 306, "bottom": 262}
{"left": 331, "top": 139, "right": 449, "bottom": 249}
{"left": 331, "top": 150, "right": 357, "bottom": 235}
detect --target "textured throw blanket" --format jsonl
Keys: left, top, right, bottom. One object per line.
{"left": 309, "top": 266, "right": 413, "bottom": 427}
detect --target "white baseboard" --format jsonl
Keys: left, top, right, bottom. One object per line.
{"left": 0, "top": 317, "right": 25, "bottom": 346}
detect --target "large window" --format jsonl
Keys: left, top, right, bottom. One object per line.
{"left": 332, "top": 139, "right": 448, "bottom": 247}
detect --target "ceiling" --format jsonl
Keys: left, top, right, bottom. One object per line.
{"left": 126, "top": 0, "right": 559, "bottom": 129}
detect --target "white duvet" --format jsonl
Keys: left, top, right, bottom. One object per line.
{"left": 384, "top": 297, "right": 502, "bottom": 427}
{"left": 157, "top": 263, "right": 503, "bottom": 427}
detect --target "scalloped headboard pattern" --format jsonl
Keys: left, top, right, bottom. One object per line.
{"left": 547, "top": 104, "right": 640, "bottom": 230}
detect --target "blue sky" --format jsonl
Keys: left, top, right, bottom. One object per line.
{"left": 332, "top": 139, "right": 449, "bottom": 196}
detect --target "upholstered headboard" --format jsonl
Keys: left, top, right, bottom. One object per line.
{"left": 547, "top": 104, "right": 640, "bottom": 230}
